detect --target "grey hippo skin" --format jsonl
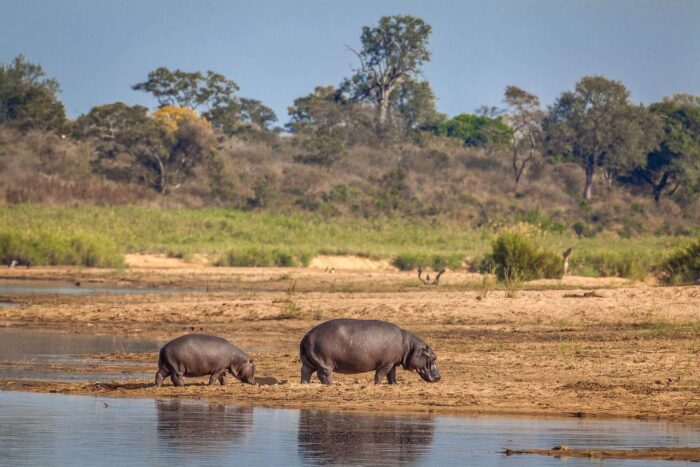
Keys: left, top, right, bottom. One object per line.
{"left": 155, "top": 334, "right": 255, "bottom": 387}
{"left": 299, "top": 318, "right": 441, "bottom": 385}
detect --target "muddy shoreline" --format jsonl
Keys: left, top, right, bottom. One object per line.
{"left": 0, "top": 264, "right": 698, "bottom": 420}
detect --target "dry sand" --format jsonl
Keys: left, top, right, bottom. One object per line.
{"left": 0, "top": 261, "right": 698, "bottom": 420}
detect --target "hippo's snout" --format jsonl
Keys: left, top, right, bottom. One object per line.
{"left": 417, "top": 362, "right": 441, "bottom": 383}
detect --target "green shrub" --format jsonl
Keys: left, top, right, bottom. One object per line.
{"left": 481, "top": 225, "right": 563, "bottom": 281}
{"left": 392, "top": 253, "right": 423, "bottom": 271}
{"left": 584, "top": 251, "right": 653, "bottom": 280}
{"left": 0, "top": 231, "right": 123, "bottom": 268}
{"left": 393, "top": 253, "right": 462, "bottom": 271}
{"left": 215, "top": 247, "right": 298, "bottom": 267}
{"left": 660, "top": 237, "right": 700, "bottom": 285}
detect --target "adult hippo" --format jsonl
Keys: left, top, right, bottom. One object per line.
{"left": 155, "top": 334, "right": 255, "bottom": 387}
{"left": 299, "top": 318, "right": 441, "bottom": 385}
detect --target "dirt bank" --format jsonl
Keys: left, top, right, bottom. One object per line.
{"left": 0, "top": 265, "right": 698, "bottom": 419}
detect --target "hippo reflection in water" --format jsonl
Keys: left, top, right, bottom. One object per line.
{"left": 300, "top": 318, "right": 441, "bottom": 384}
{"left": 156, "top": 400, "right": 252, "bottom": 453}
{"left": 298, "top": 410, "right": 435, "bottom": 464}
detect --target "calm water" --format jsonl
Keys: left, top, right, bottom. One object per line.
{"left": 0, "top": 279, "right": 186, "bottom": 296}
{"left": 0, "top": 391, "right": 698, "bottom": 466}
{"left": 0, "top": 328, "right": 160, "bottom": 382}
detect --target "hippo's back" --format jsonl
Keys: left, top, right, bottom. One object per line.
{"left": 301, "top": 319, "right": 405, "bottom": 372}
{"left": 303, "top": 319, "right": 403, "bottom": 341}
{"left": 162, "top": 333, "right": 233, "bottom": 353}
{"left": 159, "top": 334, "right": 237, "bottom": 375}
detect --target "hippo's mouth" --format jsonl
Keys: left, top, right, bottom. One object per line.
{"left": 417, "top": 365, "right": 441, "bottom": 383}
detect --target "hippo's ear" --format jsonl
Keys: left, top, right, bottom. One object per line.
{"left": 421, "top": 345, "right": 436, "bottom": 360}
{"left": 248, "top": 358, "right": 254, "bottom": 364}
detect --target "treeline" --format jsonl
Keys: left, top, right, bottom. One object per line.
{"left": 1, "top": 15, "right": 698, "bottom": 236}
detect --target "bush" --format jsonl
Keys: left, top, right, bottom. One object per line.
{"left": 392, "top": 253, "right": 463, "bottom": 271}
{"left": 660, "top": 237, "right": 700, "bottom": 285}
{"left": 481, "top": 225, "right": 563, "bottom": 281}
{"left": 0, "top": 231, "right": 123, "bottom": 268}
{"left": 585, "top": 251, "right": 653, "bottom": 280}
{"left": 215, "top": 247, "right": 298, "bottom": 267}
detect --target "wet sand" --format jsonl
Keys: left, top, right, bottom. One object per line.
{"left": 504, "top": 447, "right": 700, "bottom": 462}
{"left": 0, "top": 263, "right": 698, "bottom": 419}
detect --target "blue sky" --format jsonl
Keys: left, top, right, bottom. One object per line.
{"left": 2, "top": 0, "right": 698, "bottom": 124}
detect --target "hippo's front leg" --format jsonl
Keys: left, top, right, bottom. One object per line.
{"left": 209, "top": 372, "right": 225, "bottom": 385}
{"left": 386, "top": 365, "right": 398, "bottom": 384}
{"left": 218, "top": 373, "right": 227, "bottom": 385}
{"left": 374, "top": 364, "right": 394, "bottom": 385}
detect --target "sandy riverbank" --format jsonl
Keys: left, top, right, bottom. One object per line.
{"left": 0, "top": 262, "right": 698, "bottom": 419}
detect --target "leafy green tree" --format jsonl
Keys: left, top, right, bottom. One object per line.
{"left": 287, "top": 85, "right": 374, "bottom": 147}
{"left": 0, "top": 55, "right": 67, "bottom": 132}
{"left": 436, "top": 113, "right": 509, "bottom": 147}
{"left": 132, "top": 67, "right": 239, "bottom": 110}
{"left": 543, "top": 76, "right": 661, "bottom": 200}
{"left": 239, "top": 98, "right": 277, "bottom": 131}
{"left": 502, "top": 86, "right": 544, "bottom": 193}
{"left": 287, "top": 86, "right": 345, "bottom": 133}
{"left": 74, "top": 102, "right": 214, "bottom": 194}
{"left": 342, "top": 15, "right": 432, "bottom": 127}
{"left": 390, "top": 79, "right": 444, "bottom": 132}
{"left": 628, "top": 96, "right": 700, "bottom": 203}
{"left": 133, "top": 67, "right": 277, "bottom": 137}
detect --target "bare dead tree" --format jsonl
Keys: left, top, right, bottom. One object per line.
{"left": 417, "top": 263, "right": 446, "bottom": 286}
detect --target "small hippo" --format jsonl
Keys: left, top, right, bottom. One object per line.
{"left": 299, "top": 318, "right": 441, "bottom": 385}
{"left": 155, "top": 334, "right": 255, "bottom": 387}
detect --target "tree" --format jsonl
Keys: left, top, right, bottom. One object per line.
{"left": 342, "top": 15, "right": 432, "bottom": 128}
{"left": 627, "top": 96, "right": 700, "bottom": 203}
{"left": 74, "top": 102, "right": 214, "bottom": 194}
{"left": 543, "top": 76, "right": 660, "bottom": 200}
{"left": 239, "top": 98, "right": 277, "bottom": 131}
{"left": 151, "top": 105, "right": 208, "bottom": 132}
{"left": 132, "top": 67, "right": 239, "bottom": 110}
{"left": 389, "top": 79, "right": 444, "bottom": 132}
{"left": 287, "top": 86, "right": 345, "bottom": 133}
{"left": 287, "top": 85, "right": 374, "bottom": 146}
{"left": 0, "top": 55, "right": 67, "bottom": 132}
{"left": 502, "top": 86, "right": 544, "bottom": 193}
{"left": 436, "top": 113, "right": 509, "bottom": 148}
{"left": 133, "top": 67, "right": 277, "bottom": 137}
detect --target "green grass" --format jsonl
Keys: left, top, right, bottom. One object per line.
{"left": 0, "top": 204, "right": 693, "bottom": 276}
{"left": 659, "top": 236, "right": 700, "bottom": 285}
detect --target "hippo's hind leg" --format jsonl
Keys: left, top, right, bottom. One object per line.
{"left": 317, "top": 368, "right": 333, "bottom": 385}
{"left": 301, "top": 364, "right": 316, "bottom": 383}
{"left": 170, "top": 372, "right": 184, "bottom": 387}
{"left": 155, "top": 368, "right": 170, "bottom": 387}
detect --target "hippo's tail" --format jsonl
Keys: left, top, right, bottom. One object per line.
{"left": 157, "top": 347, "right": 166, "bottom": 369}
{"left": 299, "top": 335, "right": 312, "bottom": 367}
